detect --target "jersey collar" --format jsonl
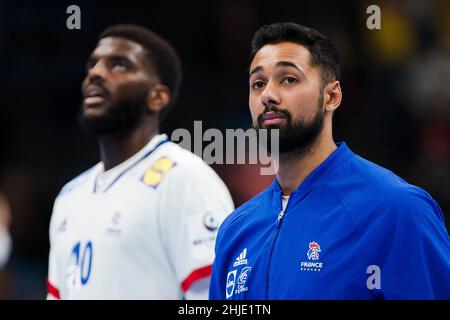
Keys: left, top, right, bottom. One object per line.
{"left": 93, "top": 134, "right": 169, "bottom": 193}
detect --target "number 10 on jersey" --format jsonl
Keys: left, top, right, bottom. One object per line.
{"left": 67, "top": 241, "right": 93, "bottom": 290}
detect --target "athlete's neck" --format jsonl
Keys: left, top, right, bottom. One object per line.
{"left": 98, "top": 117, "right": 159, "bottom": 171}
{"left": 276, "top": 130, "right": 336, "bottom": 196}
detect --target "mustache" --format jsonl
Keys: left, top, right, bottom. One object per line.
{"left": 257, "top": 105, "right": 292, "bottom": 126}
{"left": 83, "top": 78, "right": 110, "bottom": 98}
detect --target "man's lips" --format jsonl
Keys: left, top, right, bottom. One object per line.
{"left": 84, "top": 96, "right": 106, "bottom": 105}
{"left": 261, "top": 111, "right": 287, "bottom": 126}
{"left": 83, "top": 85, "right": 109, "bottom": 106}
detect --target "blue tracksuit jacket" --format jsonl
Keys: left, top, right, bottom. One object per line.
{"left": 210, "top": 142, "right": 450, "bottom": 299}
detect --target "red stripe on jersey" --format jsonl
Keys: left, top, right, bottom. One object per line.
{"left": 47, "top": 277, "right": 60, "bottom": 299}
{"left": 181, "top": 265, "right": 212, "bottom": 292}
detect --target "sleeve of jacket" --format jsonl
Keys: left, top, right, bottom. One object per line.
{"left": 380, "top": 190, "right": 450, "bottom": 299}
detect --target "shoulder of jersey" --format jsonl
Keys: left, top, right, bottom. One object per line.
{"left": 139, "top": 141, "right": 211, "bottom": 189}
{"left": 56, "top": 165, "right": 98, "bottom": 198}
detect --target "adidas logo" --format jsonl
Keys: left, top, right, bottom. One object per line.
{"left": 233, "top": 248, "right": 248, "bottom": 267}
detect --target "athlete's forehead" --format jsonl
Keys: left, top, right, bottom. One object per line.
{"left": 249, "top": 42, "right": 316, "bottom": 78}
{"left": 89, "top": 36, "right": 147, "bottom": 65}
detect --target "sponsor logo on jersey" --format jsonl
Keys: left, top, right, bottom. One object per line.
{"left": 112, "top": 211, "right": 121, "bottom": 225}
{"left": 203, "top": 212, "right": 219, "bottom": 232}
{"left": 233, "top": 248, "right": 248, "bottom": 267}
{"left": 226, "top": 270, "right": 237, "bottom": 299}
{"left": 106, "top": 211, "right": 122, "bottom": 235}
{"left": 227, "top": 248, "right": 252, "bottom": 298}
{"left": 141, "top": 157, "right": 176, "bottom": 188}
{"left": 300, "top": 241, "right": 324, "bottom": 272}
{"left": 235, "top": 266, "right": 251, "bottom": 294}
{"left": 193, "top": 235, "right": 216, "bottom": 246}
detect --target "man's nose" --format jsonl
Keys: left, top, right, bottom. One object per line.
{"left": 261, "top": 82, "right": 280, "bottom": 107}
{"left": 87, "top": 60, "right": 107, "bottom": 82}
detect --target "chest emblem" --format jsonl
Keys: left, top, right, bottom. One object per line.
{"left": 300, "top": 241, "right": 324, "bottom": 272}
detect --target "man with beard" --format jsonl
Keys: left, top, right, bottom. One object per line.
{"left": 46, "top": 24, "right": 234, "bottom": 299}
{"left": 209, "top": 22, "right": 450, "bottom": 300}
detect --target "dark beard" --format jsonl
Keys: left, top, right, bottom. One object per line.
{"left": 79, "top": 91, "right": 149, "bottom": 136}
{"left": 254, "top": 92, "right": 325, "bottom": 156}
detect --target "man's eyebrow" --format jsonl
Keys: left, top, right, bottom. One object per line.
{"left": 249, "top": 65, "right": 263, "bottom": 76}
{"left": 249, "top": 61, "right": 304, "bottom": 76}
{"left": 275, "top": 61, "right": 302, "bottom": 72}
{"left": 87, "top": 54, "right": 131, "bottom": 63}
{"left": 107, "top": 55, "right": 133, "bottom": 62}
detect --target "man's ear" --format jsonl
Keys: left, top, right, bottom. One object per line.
{"left": 324, "top": 81, "right": 342, "bottom": 113}
{"left": 147, "top": 84, "right": 171, "bottom": 113}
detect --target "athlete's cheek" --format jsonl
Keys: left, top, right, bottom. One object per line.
{"left": 249, "top": 108, "right": 260, "bottom": 123}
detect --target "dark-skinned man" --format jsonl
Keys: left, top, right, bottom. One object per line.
{"left": 47, "top": 24, "right": 234, "bottom": 300}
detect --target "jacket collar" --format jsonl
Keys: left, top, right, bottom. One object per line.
{"left": 269, "top": 142, "right": 353, "bottom": 211}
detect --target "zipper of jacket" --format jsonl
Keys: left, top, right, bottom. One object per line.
{"left": 264, "top": 196, "right": 290, "bottom": 299}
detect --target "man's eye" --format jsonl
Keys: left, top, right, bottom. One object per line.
{"left": 283, "top": 77, "right": 298, "bottom": 84}
{"left": 85, "top": 61, "right": 96, "bottom": 72}
{"left": 252, "top": 81, "right": 265, "bottom": 89}
{"left": 112, "top": 63, "right": 128, "bottom": 72}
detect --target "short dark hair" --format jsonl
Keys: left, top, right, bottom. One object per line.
{"left": 99, "top": 24, "right": 182, "bottom": 118}
{"left": 250, "top": 22, "right": 340, "bottom": 86}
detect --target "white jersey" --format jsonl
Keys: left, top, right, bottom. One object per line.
{"left": 47, "top": 134, "right": 234, "bottom": 299}
{"left": 0, "top": 226, "right": 11, "bottom": 268}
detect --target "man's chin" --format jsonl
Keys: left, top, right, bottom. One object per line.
{"left": 254, "top": 123, "right": 286, "bottom": 131}
{"left": 82, "top": 101, "right": 110, "bottom": 116}
{"left": 78, "top": 112, "right": 141, "bottom": 136}
{"left": 266, "top": 124, "right": 284, "bottom": 131}
{"left": 79, "top": 121, "right": 125, "bottom": 136}
{"left": 78, "top": 111, "right": 116, "bottom": 136}
{"left": 78, "top": 96, "right": 149, "bottom": 136}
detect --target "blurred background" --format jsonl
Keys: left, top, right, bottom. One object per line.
{"left": 0, "top": 0, "right": 449, "bottom": 299}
